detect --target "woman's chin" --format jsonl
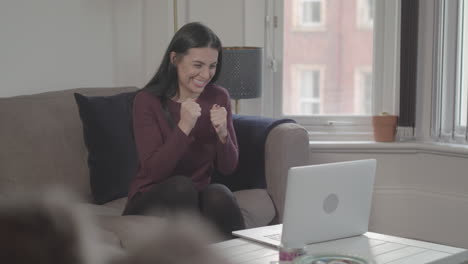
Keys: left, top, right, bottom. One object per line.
{"left": 191, "top": 87, "right": 205, "bottom": 95}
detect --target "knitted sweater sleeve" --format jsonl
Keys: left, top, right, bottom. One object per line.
{"left": 215, "top": 90, "right": 239, "bottom": 175}
{"left": 132, "top": 91, "right": 192, "bottom": 184}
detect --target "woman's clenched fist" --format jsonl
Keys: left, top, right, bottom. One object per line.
{"left": 178, "top": 98, "right": 201, "bottom": 135}
{"left": 210, "top": 104, "right": 227, "bottom": 143}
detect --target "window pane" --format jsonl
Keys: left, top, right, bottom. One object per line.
{"left": 362, "top": 72, "right": 372, "bottom": 114}
{"left": 301, "top": 71, "right": 313, "bottom": 97}
{"left": 313, "top": 71, "right": 320, "bottom": 97}
{"left": 296, "top": 68, "right": 321, "bottom": 115}
{"left": 460, "top": 0, "right": 468, "bottom": 128}
{"left": 301, "top": 102, "right": 314, "bottom": 114}
{"left": 367, "top": 0, "right": 374, "bottom": 21}
{"left": 357, "top": 0, "right": 374, "bottom": 28}
{"left": 302, "top": 3, "right": 309, "bottom": 23}
{"left": 313, "top": 103, "right": 320, "bottom": 113}
{"left": 300, "top": 70, "right": 320, "bottom": 98}
{"left": 283, "top": 0, "right": 374, "bottom": 115}
{"left": 301, "top": 0, "right": 321, "bottom": 24}
{"left": 312, "top": 2, "right": 321, "bottom": 22}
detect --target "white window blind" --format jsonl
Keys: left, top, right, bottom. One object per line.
{"left": 433, "top": 0, "right": 468, "bottom": 144}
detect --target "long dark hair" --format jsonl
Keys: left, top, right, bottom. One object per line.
{"left": 143, "top": 22, "right": 223, "bottom": 101}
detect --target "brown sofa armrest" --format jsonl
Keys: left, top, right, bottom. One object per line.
{"left": 264, "top": 122, "right": 309, "bottom": 222}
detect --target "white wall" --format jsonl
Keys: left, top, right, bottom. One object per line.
{"left": 0, "top": 0, "right": 265, "bottom": 115}
{"left": 0, "top": 0, "right": 177, "bottom": 97}
{"left": 112, "top": 0, "right": 175, "bottom": 88}
{"left": 0, "top": 0, "right": 115, "bottom": 97}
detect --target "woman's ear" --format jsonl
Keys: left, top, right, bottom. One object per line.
{"left": 170, "top": 51, "right": 177, "bottom": 65}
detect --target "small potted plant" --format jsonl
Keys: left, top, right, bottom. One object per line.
{"left": 372, "top": 112, "right": 398, "bottom": 142}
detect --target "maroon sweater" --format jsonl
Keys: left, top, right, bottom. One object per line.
{"left": 127, "top": 84, "right": 239, "bottom": 200}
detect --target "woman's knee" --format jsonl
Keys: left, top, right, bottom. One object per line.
{"left": 165, "top": 175, "right": 197, "bottom": 196}
{"left": 199, "top": 184, "right": 246, "bottom": 234}
{"left": 200, "top": 184, "right": 236, "bottom": 209}
{"left": 137, "top": 175, "right": 198, "bottom": 214}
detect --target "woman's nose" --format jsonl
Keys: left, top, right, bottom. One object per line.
{"left": 200, "top": 67, "right": 210, "bottom": 79}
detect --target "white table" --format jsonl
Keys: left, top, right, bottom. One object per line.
{"left": 211, "top": 232, "right": 468, "bottom": 264}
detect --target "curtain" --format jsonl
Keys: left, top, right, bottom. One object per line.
{"left": 399, "top": 0, "right": 419, "bottom": 138}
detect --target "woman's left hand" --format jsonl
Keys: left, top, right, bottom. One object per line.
{"left": 210, "top": 104, "right": 228, "bottom": 143}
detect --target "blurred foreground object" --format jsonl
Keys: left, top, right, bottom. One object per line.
{"left": 0, "top": 187, "right": 231, "bottom": 264}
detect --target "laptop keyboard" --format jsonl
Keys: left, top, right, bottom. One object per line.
{"left": 264, "top": 233, "right": 282, "bottom": 241}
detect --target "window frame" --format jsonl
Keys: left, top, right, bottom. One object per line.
{"left": 265, "top": 0, "right": 401, "bottom": 141}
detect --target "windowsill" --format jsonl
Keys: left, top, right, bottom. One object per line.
{"left": 309, "top": 140, "right": 468, "bottom": 157}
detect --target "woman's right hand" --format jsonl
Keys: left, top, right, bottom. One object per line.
{"left": 178, "top": 98, "right": 201, "bottom": 135}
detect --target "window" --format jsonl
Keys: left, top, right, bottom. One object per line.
{"left": 266, "top": 0, "right": 399, "bottom": 140}
{"left": 289, "top": 66, "right": 323, "bottom": 115}
{"left": 287, "top": 0, "right": 373, "bottom": 116}
{"left": 299, "top": 70, "right": 321, "bottom": 114}
{"left": 354, "top": 67, "right": 373, "bottom": 115}
{"left": 357, "top": 0, "right": 375, "bottom": 29}
{"left": 292, "top": 0, "right": 326, "bottom": 30}
{"left": 300, "top": 0, "right": 322, "bottom": 25}
{"left": 433, "top": 0, "right": 468, "bottom": 143}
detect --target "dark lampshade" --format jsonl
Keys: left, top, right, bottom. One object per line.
{"left": 215, "top": 47, "right": 262, "bottom": 100}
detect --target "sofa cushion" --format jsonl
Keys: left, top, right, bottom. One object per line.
{"left": 96, "top": 215, "right": 166, "bottom": 251}
{"left": 74, "top": 92, "right": 138, "bottom": 204}
{"left": 103, "top": 197, "right": 128, "bottom": 211}
{"left": 0, "top": 87, "right": 137, "bottom": 200}
{"left": 76, "top": 202, "right": 122, "bottom": 217}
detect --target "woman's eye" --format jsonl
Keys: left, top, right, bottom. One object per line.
{"left": 194, "top": 64, "right": 202, "bottom": 68}
{"left": 210, "top": 65, "right": 217, "bottom": 69}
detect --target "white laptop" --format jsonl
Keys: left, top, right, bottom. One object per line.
{"left": 233, "top": 159, "right": 377, "bottom": 248}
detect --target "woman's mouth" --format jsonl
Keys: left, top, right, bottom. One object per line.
{"left": 193, "top": 79, "right": 207, "bottom": 88}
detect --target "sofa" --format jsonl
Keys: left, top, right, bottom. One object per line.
{"left": 0, "top": 86, "right": 309, "bottom": 251}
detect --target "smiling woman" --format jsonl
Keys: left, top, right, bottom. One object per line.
{"left": 170, "top": 47, "right": 219, "bottom": 102}
{"left": 123, "top": 22, "right": 246, "bottom": 239}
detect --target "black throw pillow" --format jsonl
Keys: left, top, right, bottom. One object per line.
{"left": 212, "top": 115, "right": 295, "bottom": 191}
{"left": 74, "top": 91, "right": 138, "bottom": 205}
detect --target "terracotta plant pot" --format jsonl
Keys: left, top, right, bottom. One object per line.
{"left": 372, "top": 115, "right": 398, "bottom": 142}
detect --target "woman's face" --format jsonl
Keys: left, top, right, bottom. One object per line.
{"left": 171, "top": 47, "right": 218, "bottom": 100}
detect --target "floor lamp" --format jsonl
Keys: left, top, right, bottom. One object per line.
{"left": 215, "top": 47, "right": 263, "bottom": 114}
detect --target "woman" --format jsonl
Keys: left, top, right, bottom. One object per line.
{"left": 123, "top": 22, "right": 245, "bottom": 237}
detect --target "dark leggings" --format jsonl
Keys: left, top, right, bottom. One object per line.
{"left": 122, "top": 176, "right": 245, "bottom": 237}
